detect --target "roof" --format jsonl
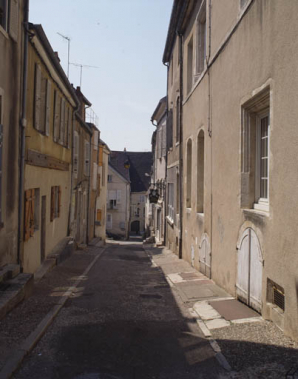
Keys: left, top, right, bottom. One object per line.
{"left": 110, "top": 151, "right": 153, "bottom": 192}
{"left": 162, "top": 0, "right": 193, "bottom": 64}
{"left": 151, "top": 96, "right": 167, "bottom": 124}
{"left": 29, "top": 24, "right": 79, "bottom": 108}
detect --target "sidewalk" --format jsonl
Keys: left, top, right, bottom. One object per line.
{"left": 144, "top": 244, "right": 298, "bottom": 378}
{"left": 0, "top": 244, "right": 106, "bottom": 378}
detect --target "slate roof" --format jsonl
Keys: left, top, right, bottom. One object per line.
{"left": 109, "top": 151, "right": 153, "bottom": 192}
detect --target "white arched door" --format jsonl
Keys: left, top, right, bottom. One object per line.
{"left": 236, "top": 228, "right": 263, "bottom": 313}
{"left": 199, "top": 233, "right": 211, "bottom": 278}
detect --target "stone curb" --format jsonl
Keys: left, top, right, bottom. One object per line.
{"left": 0, "top": 247, "right": 107, "bottom": 379}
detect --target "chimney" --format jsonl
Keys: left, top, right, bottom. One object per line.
{"left": 54, "top": 51, "right": 60, "bottom": 62}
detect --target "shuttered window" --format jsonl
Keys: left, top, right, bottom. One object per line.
{"left": 45, "top": 80, "right": 51, "bottom": 136}
{"left": 24, "top": 189, "right": 35, "bottom": 241}
{"left": 84, "top": 140, "right": 90, "bottom": 176}
{"left": 34, "top": 63, "right": 42, "bottom": 131}
{"left": 98, "top": 145, "right": 103, "bottom": 166}
{"left": 53, "top": 90, "right": 60, "bottom": 142}
{"left": 96, "top": 209, "right": 102, "bottom": 222}
{"left": 50, "top": 186, "right": 61, "bottom": 221}
{"left": 59, "top": 98, "right": 65, "bottom": 144}
{"left": 73, "top": 131, "right": 79, "bottom": 178}
{"left": 67, "top": 107, "right": 71, "bottom": 149}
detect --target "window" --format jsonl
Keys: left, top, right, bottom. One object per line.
{"left": 0, "top": 0, "right": 8, "bottom": 30}
{"left": 241, "top": 88, "right": 270, "bottom": 211}
{"left": 0, "top": 94, "right": 3, "bottom": 225}
{"left": 140, "top": 195, "right": 145, "bottom": 203}
{"left": 167, "top": 108, "right": 173, "bottom": 150}
{"left": 73, "top": 131, "right": 79, "bottom": 178}
{"left": 186, "top": 139, "right": 192, "bottom": 208}
{"left": 176, "top": 97, "right": 180, "bottom": 143}
{"left": 187, "top": 36, "right": 194, "bottom": 94}
{"left": 50, "top": 186, "right": 61, "bottom": 221}
{"left": 84, "top": 140, "right": 90, "bottom": 176}
{"left": 108, "top": 190, "right": 118, "bottom": 209}
{"left": 107, "top": 213, "right": 112, "bottom": 229}
{"left": 107, "top": 175, "right": 112, "bottom": 182}
{"left": 34, "top": 64, "right": 51, "bottom": 136}
{"left": 52, "top": 89, "right": 70, "bottom": 147}
{"left": 24, "top": 188, "right": 40, "bottom": 240}
{"left": 197, "top": 130, "right": 204, "bottom": 213}
{"left": 167, "top": 183, "right": 174, "bottom": 221}
{"left": 195, "top": 1, "right": 206, "bottom": 78}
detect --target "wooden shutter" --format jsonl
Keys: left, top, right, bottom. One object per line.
{"left": 64, "top": 104, "right": 68, "bottom": 146}
{"left": 96, "top": 209, "right": 102, "bottom": 221}
{"left": 117, "top": 190, "right": 121, "bottom": 204}
{"left": 9, "top": 0, "right": 18, "bottom": 42}
{"left": 58, "top": 186, "right": 61, "bottom": 217}
{"left": 98, "top": 145, "right": 103, "bottom": 166}
{"left": 67, "top": 108, "right": 71, "bottom": 149}
{"left": 60, "top": 98, "right": 65, "bottom": 145}
{"left": 34, "top": 64, "right": 42, "bottom": 131}
{"left": 0, "top": 124, "right": 3, "bottom": 222}
{"left": 24, "top": 189, "right": 34, "bottom": 241}
{"left": 84, "top": 141, "right": 90, "bottom": 176}
{"left": 98, "top": 174, "right": 101, "bottom": 195}
{"left": 73, "top": 132, "right": 79, "bottom": 178}
{"left": 53, "top": 91, "right": 60, "bottom": 142}
{"left": 50, "top": 186, "right": 55, "bottom": 221}
{"left": 167, "top": 109, "right": 173, "bottom": 149}
{"left": 92, "top": 163, "right": 97, "bottom": 191}
{"left": 45, "top": 80, "right": 51, "bottom": 136}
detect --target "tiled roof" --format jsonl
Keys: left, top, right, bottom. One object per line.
{"left": 110, "top": 151, "right": 153, "bottom": 192}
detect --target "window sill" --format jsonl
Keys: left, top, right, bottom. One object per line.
{"left": 196, "top": 212, "right": 204, "bottom": 220}
{"left": 175, "top": 142, "right": 179, "bottom": 147}
{"left": 0, "top": 26, "right": 9, "bottom": 39}
{"left": 166, "top": 216, "right": 174, "bottom": 227}
{"left": 243, "top": 208, "right": 269, "bottom": 218}
{"left": 253, "top": 200, "right": 269, "bottom": 212}
{"left": 186, "top": 208, "right": 191, "bottom": 214}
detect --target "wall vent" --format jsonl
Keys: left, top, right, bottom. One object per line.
{"left": 267, "top": 278, "right": 285, "bottom": 312}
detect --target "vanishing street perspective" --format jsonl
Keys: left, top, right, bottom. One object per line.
{"left": 1, "top": 0, "right": 298, "bottom": 378}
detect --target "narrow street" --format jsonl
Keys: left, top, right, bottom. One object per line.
{"left": 14, "top": 242, "right": 225, "bottom": 379}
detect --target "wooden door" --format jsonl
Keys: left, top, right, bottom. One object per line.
{"left": 236, "top": 228, "right": 263, "bottom": 313}
{"left": 199, "top": 233, "right": 211, "bottom": 278}
{"left": 40, "top": 196, "right": 46, "bottom": 263}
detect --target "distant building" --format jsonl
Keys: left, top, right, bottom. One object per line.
{"left": 107, "top": 151, "right": 152, "bottom": 239}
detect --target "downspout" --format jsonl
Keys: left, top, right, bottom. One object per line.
{"left": 178, "top": 31, "right": 183, "bottom": 259}
{"left": 207, "top": 0, "right": 213, "bottom": 277}
{"left": 17, "top": 0, "right": 29, "bottom": 268}
{"left": 86, "top": 121, "right": 92, "bottom": 244}
{"left": 163, "top": 62, "right": 169, "bottom": 247}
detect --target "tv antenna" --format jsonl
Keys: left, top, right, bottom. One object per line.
{"left": 69, "top": 62, "right": 99, "bottom": 88}
{"left": 57, "top": 32, "right": 71, "bottom": 78}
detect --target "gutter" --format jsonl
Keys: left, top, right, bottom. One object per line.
{"left": 17, "top": 0, "right": 30, "bottom": 268}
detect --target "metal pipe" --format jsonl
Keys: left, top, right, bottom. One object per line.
{"left": 178, "top": 31, "right": 183, "bottom": 260}
{"left": 163, "top": 61, "right": 169, "bottom": 247}
{"left": 17, "top": 0, "right": 30, "bottom": 268}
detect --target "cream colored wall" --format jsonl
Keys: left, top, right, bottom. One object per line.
{"left": 26, "top": 44, "right": 72, "bottom": 163}
{"left": 23, "top": 165, "right": 71, "bottom": 273}
{"left": 130, "top": 192, "right": 146, "bottom": 233}
{"left": 181, "top": 0, "right": 298, "bottom": 339}
{"left": 95, "top": 148, "right": 109, "bottom": 241}
{"left": 106, "top": 167, "right": 129, "bottom": 237}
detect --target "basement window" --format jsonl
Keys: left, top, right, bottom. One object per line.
{"left": 267, "top": 278, "right": 285, "bottom": 312}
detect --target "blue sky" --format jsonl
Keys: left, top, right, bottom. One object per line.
{"left": 29, "top": 0, "right": 173, "bottom": 151}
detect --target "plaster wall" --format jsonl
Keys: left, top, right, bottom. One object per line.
{"left": 23, "top": 165, "right": 70, "bottom": 273}
{"left": 181, "top": 0, "right": 298, "bottom": 339}
{"left": 106, "top": 167, "right": 129, "bottom": 238}
{"left": 0, "top": 1, "right": 24, "bottom": 267}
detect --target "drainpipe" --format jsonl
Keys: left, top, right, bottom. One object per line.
{"left": 17, "top": 0, "right": 30, "bottom": 268}
{"left": 178, "top": 31, "right": 183, "bottom": 260}
{"left": 207, "top": 0, "right": 213, "bottom": 277}
{"left": 163, "top": 62, "right": 169, "bottom": 248}
{"left": 86, "top": 121, "right": 92, "bottom": 245}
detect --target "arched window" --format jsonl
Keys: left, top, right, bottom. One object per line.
{"left": 186, "top": 139, "right": 192, "bottom": 208}
{"left": 197, "top": 130, "right": 204, "bottom": 213}
{"left": 176, "top": 97, "right": 180, "bottom": 143}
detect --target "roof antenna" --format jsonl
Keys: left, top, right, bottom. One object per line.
{"left": 57, "top": 32, "right": 71, "bottom": 78}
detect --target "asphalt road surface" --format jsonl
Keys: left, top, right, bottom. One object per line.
{"left": 15, "top": 242, "right": 226, "bottom": 379}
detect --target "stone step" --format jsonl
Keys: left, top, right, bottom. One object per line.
{"left": 0, "top": 273, "right": 34, "bottom": 320}
{"left": 0, "top": 264, "right": 21, "bottom": 283}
